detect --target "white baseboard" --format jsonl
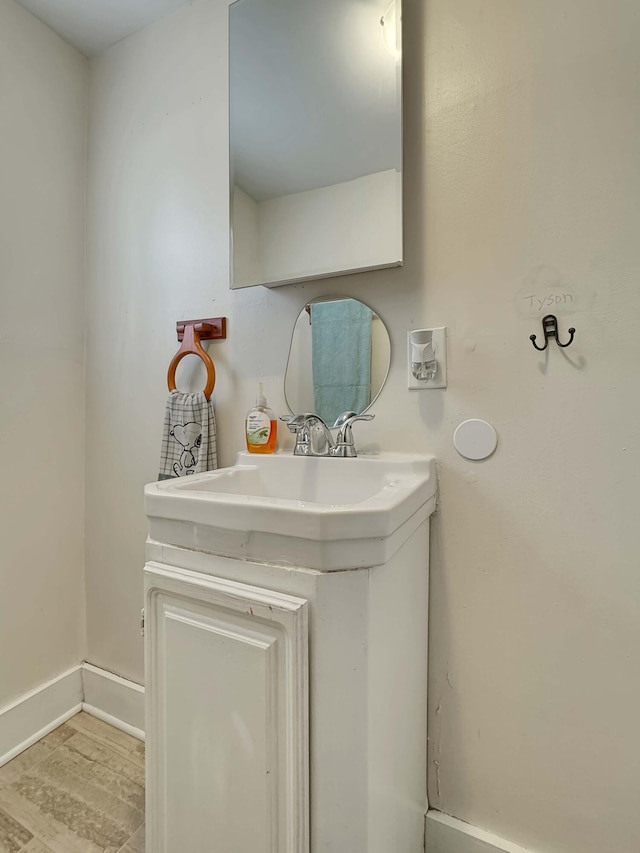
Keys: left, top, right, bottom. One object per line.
{"left": 82, "top": 703, "right": 145, "bottom": 742}
{"left": 81, "top": 663, "right": 145, "bottom": 740}
{"left": 0, "top": 662, "right": 146, "bottom": 767}
{"left": 426, "top": 812, "right": 538, "bottom": 853}
{"left": 0, "top": 666, "right": 83, "bottom": 767}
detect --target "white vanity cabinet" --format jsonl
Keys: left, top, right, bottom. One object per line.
{"left": 144, "top": 452, "right": 436, "bottom": 853}
{"left": 145, "top": 528, "right": 430, "bottom": 853}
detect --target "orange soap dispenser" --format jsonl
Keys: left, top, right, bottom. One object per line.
{"left": 245, "top": 383, "right": 278, "bottom": 454}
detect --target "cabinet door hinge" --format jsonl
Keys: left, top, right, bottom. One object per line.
{"left": 140, "top": 608, "right": 145, "bottom": 637}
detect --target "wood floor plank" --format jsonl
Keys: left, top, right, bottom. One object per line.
{"left": 0, "top": 805, "right": 32, "bottom": 853}
{"left": 63, "top": 734, "right": 144, "bottom": 790}
{"left": 33, "top": 744, "right": 145, "bottom": 818}
{"left": 11, "top": 761, "right": 143, "bottom": 847}
{"left": 0, "top": 725, "right": 75, "bottom": 786}
{"left": 117, "top": 823, "right": 144, "bottom": 853}
{"left": 0, "top": 714, "right": 145, "bottom": 853}
{"left": 0, "top": 786, "right": 105, "bottom": 853}
{"left": 65, "top": 715, "right": 144, "bottom": 770}
{"left": 9, "top": 775, "right": 128, "bottom": 853}
{"left": 21, "top": 839, "right": 55, "bottom": 852}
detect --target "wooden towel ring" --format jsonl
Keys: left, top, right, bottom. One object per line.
{"left": 167, "top": 323, "right": 216, "bottom": 400}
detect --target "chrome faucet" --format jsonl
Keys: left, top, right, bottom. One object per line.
{"left": 282, "top": 411, "right": 374, "bottom": 458}
{"left": 332, "top": 411, "right": 375, "bottom": 457}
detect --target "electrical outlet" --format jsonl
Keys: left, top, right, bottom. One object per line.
{"left": 407, "top": 327, "right": 447, "bottom": 389}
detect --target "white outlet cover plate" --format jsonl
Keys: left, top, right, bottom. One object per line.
{"left": 407, "top": 327, "right": 447, "bottom": 389}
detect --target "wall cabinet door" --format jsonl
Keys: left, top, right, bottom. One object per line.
{"left": 145, "top": 562, "right": 309, "bottom": 853}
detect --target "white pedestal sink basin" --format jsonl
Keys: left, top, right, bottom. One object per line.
{"left": 145, "top": 450, "right": 436, "bottom": 570}
{"left": 144, "top": 449, "right": 437, "bottom": 851}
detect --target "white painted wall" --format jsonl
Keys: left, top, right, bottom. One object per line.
{"left": 0, "top": 0, "right": 87, "bottom": 706}
{"left": 85, "top": 1, "right": 640, "bottom": 852}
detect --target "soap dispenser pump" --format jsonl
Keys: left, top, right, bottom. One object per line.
{"left": 245, "top": 383, "right": 278, "bottom": 454}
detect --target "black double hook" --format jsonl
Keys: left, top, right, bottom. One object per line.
{"left": 530, "top": 314, "right": 575, "bottom": 351}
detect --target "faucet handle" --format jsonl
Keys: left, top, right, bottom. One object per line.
{"left": 333, "top": 411, "right": 375, "bottom": 429}
{"left": 280, "top": 413, "right": 314, "bottom": 433}
{"left": 333, "top": 412, "right": 375, "bottom": 456}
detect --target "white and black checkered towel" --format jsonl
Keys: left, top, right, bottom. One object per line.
{"left": 158, "top": 390, "right": 217, "bottom": 480}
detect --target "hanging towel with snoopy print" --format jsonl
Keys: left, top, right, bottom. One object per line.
{"left": 158, "top": 390, "right": 217, "bottom": 480}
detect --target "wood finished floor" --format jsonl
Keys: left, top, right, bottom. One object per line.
{"left": 0, "top": 713, "right": 144, "bottom": 853}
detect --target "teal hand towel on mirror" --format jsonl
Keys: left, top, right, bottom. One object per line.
{"left": 158, "top": 390, "right": 217, "bottom": 480}
{"left": 311, "top": 299, "right": 372, "bottom": 426}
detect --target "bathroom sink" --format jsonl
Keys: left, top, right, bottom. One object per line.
{"left": 145, "top": 451, "right": 436, "bottom": 571}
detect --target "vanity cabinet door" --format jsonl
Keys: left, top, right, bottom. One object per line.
{"left": 144, "top": 561, "right": 309, "bottom": 853}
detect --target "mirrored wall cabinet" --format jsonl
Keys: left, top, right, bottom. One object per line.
{"left": 229, "top": 0, "right": 403, "bottom": 289}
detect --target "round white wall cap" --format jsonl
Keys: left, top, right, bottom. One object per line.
{"left": 453, "top": 419, "right": 498, "bottom": 461}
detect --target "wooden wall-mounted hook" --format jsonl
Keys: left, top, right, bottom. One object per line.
{"left": 167, "top": 317, "right": 226, "bottom": 400}
{"left": 176, "top": 317, "right": 226, "bottom": 342}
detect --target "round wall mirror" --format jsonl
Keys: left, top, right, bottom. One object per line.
{"left": 284, "top": 297, "right": 391, "bottom": 424}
